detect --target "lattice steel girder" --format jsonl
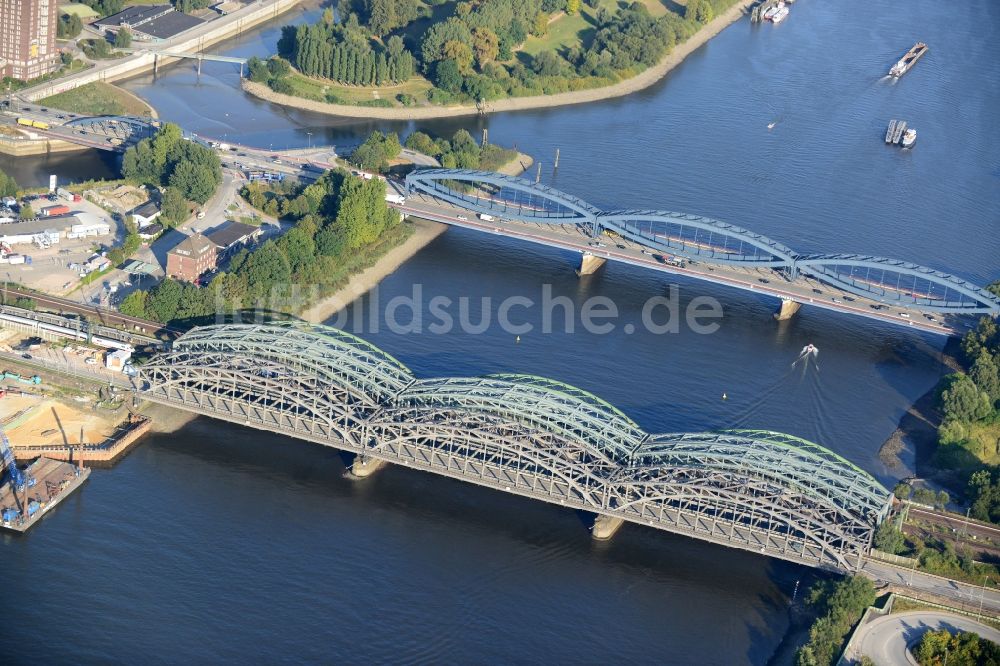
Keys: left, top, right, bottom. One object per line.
{"left": 405, "top": 169, "right": 600, "bottom": 223}
{"left": 172, "top": 322, "right": 415, "bottom": 405}
{"left": 794, "top": 255, "right": 1000, "bottom": 313}
{"left": 633, "top": 431, "right": 892, "bottom": 526}
{"left": 139, "top": 322, "right": 897, "bottom": 571}
{"left": 395, "top": 375, "right": 646, "bottom": 463}
{"left": 597, "top": 210, "right": 796, "bottom": 267}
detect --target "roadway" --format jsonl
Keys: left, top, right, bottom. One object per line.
{"left": 393, "top": 194, "right": 964, "bottom": 336}
{"left": 844, "top": 610, "right": 1000, "bottom": 665}
{"left": 861, "top": 557, "right": 1000, "bottom": 615}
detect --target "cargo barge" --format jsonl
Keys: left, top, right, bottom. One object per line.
{"left": 889, "top": 42, "right": 928, "bottom": 77}
{"left": 0, "top": 457, "right": 90, "bottom": 533}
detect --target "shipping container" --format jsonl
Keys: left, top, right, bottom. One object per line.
{"left": 41, "top": 204, "right": 70, "bottom": 217}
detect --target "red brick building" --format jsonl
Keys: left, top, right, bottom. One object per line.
{"left": 0, "top": 0, "right": 60, "bottom": 81}
{"left": 166, "top": 233, "right": 217, "bottom": 283}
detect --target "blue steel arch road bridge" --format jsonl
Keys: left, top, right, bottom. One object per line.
{"left": 138, "top": 322, "right": 893, "bottom": 572}
{"left": 402, "top": 169, "right": 1000, "bottom": 334}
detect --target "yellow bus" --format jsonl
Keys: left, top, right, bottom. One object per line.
{"left": 16, "top": 118, "right": 33, "bottom": 127}
{"left": 31, "top": 120, "right": 50, "bottom": 130}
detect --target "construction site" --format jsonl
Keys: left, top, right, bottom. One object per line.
{"left": 0, "top": 313, "right": 153, "bottom": 532}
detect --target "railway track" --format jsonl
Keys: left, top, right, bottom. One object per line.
{"left": 2, "top": 286, "right": 177, "bottom": 337}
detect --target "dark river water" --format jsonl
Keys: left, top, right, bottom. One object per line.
{"left": 4, "top": 0, "right": 1000, "bottom": 663}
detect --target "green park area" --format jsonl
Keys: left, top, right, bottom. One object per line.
{"left": 249, "top": 0, "right": 731, "bottom": 109}
{"left": 59, "top": 3, "right": 98, "bottom": 19}
{"left": 40, "top": 82, "right": 154, "bottom": 117}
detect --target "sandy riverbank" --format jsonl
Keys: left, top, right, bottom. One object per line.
{"left": 243, "top": 0, "right": 755, "bottom": 120}
{"left": 300, "top": 151, "right": 533, "bottom": 324}
{"left": 299, "top": 218, "right": 447, "bottom": 324}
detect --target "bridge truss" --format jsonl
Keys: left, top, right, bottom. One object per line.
{"left": 405, "top": 169, "right": 1000, "bottom": 315}
{"left": 139, "top": 322, "right": 892, "bottom": 572}
{"left": 63, "top": 115, "right": 158, "bottom": 149}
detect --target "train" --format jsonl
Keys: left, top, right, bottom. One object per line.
{"left": 0, "top": 310, "right": 135, "bottom": 352}
{"left": 16, "top": 118, "right": 50, "bottom": 130}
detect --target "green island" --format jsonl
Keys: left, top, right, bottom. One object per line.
{"left": 244, "top": 0, "right": 742, "bottom": 114}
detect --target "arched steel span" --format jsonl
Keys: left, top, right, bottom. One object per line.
{"left": 139, "top": 323, "right": 892, "bottom": 571}
{"left": 404, "top": 169, "right": 1000, "bottom": 314}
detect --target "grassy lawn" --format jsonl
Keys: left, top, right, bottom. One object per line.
{"left": 520, "top": 0, "right": 679, "bottom": 57}
{"left": 59, "top": 3, "right": 98, "bottom": 18}
{"left": 40, "top": 82, "right": 153, "bottom": 117}
{"left": 284, "top": 72, "right": 434, "bottom": 106}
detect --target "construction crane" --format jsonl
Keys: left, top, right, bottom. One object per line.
{"left": 0, "top": 428, "right": 31, "bottom": 522}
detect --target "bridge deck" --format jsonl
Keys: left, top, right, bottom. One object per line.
{"left": 394, "top": 194, "right": 962, "bottom": 336}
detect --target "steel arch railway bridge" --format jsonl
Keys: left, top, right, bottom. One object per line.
{"left": 138, "top": 322, "right": 892, "bottom": 572}
{"left": 404, "top": 169, "right": 1000, "bottom": 318}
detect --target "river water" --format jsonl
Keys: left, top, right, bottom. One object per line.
{"left": 4, "top": 0, "right": 999, "bottom": 663}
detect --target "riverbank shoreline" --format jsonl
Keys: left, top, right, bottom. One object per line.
{"left": 300, "top": 218, "right": 446, "bottom": 324}
{"left": 299, "top": 151, "right": 533, "bottom": 324}
{"left": 242, "top": 0, "right": 755, "bottom": 120}
{"left": 879, "top": 337, "right": 963, "bottom": 477}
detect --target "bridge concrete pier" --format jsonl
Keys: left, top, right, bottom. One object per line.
{"left": 576, "top": 253, "right": 606, "bottom": 276}
{"left": 349, "top": 455, "right": 387, "bottom": 479}
{"left": 774, "top": 298, "right": 802, "bottom": 321}
{"left": 592, "top": 515, "right": 625, "bottom": 540}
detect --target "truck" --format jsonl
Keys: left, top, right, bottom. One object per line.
{"left": 385, "top": 193, "right": 405, "bottom": 205}
{"left": 478, "top": 213, "right": 495, "bottom": 222}
{"left": 41, "top": 204, "right": 70, "bottom": 217}
{"left": 218, "top": 143, "right": 231, "bottom": 152}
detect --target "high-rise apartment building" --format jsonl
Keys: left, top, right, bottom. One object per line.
{"left": 0, "top": 0, "right": 60, "bottom": 81}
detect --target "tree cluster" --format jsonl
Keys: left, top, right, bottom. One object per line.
{"left": 266, "top": 0, "right": 743, "bottom": 107}
{"left": 123, "top": 168, "right": 401, "bottom": 325}
{"left": 107, "top": 216, "right": 142, "bottom": 268}
{"left": 57, "top": 13, "right": 83, "bottom": 39}
{"left": 932, "top": 314, "right": 1000, "bottom": 499}
{"left": 349, "top": 131, "right": 401, "bottom": 174}
{"left": 78, "top": 38, "right": 116, "bottom": 60}
{"left": 78, "top": 0, "right": 123, "bottom": 18}
{"left": 121, "top": 123, "right": 222, "bottom": 207}
{"left": 277, "top": 19, "right": 415, "bottom": 86}
{"left": 404, "top": 129, "right": 517, "bottom": 171}
{"left": 0, "top": 168, "right": 17, "bottom": 198}
{"left": 795, "top": 576, "right": 876, "bottom": 666}
{"left": 914, "top": 629, "right": 1000, "bottom": 666}
{"left": 173, "top": 0, "right": 212, "bottom": 13}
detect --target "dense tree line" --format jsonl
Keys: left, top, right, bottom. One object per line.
{"left": 796, "top": 576, "right": 876, "bottom": 666}
{"left": 929, "top": 308, "right": 1000, "bottom": 517}
{"left": 121, "top": 168, "right": 401, "bottom": 324}
{"left": 915, "top": 628, "right": 1000, "bottom": 666}
{"left": 121, "top": 123, "right": 222, "bottom": 208}
{"left": 277, "top": 18, "right": 414, "bottom": 86}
